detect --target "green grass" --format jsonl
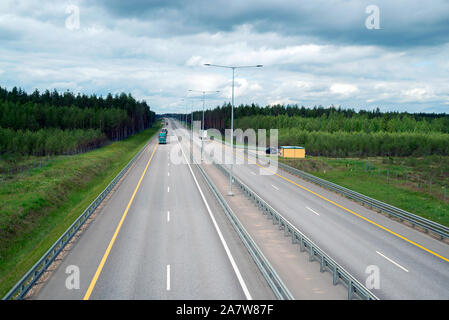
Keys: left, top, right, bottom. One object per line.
{"left": 280, "top": 155, "right": 449, "bottom": 227}
{"left": 0, "top": 124, "right": 160, "bottom": 297}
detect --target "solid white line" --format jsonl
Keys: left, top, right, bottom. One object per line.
{"left": 167, "top": 211, "right": 170, "bottom": 222}
{"left": 168, "top": 172, "right": 170, "bottom": 176}
{"left": 177, "top": 139, "right": 252, "bottom": 300}
{"left": 166, "top": 265, "right": 171, "bottom": 290}
{"left": 306, "top": 206, "right": 320, "bottom": 216}
{"left": 376, "top": 251, "right": 409, "bottom": 272}
{"left": 250, "top": 171, "right": 256, "bottom": 175}
{"left": 168, "top": 186, "right": 170, "bottom": 192}
{"left": 271, "top": 184, "right": 279, "bottom": 191}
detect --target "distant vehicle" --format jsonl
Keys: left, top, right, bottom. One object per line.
{"left": 265, "top": 147, "right": 278, "bottom": 155}
{"left": 162, "top": 128, "right": 168, "bottom": 135}
{"left": 166, "top": 122, "right": 168, "bottom": 125}
{"left": 159, "top": 132, "right": 167, "bottom": 144}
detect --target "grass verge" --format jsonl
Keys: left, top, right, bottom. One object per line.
{"left": 0, "top": 124, "right": 160, "bottom": 297}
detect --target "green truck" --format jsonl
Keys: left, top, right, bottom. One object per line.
{"left": 159, "top": 131, "right": 167, "bottom": 144}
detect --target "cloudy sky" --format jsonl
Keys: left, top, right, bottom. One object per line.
{"left": 1, "top": 0, "right": 449, "bottom": 114}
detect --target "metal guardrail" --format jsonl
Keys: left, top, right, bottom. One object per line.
{"left": 3, "top": 134, "right": 157, "bottom": 300}
{"left": 176, "top": 121, "right": 294, "bottom": 300}
{"left": 212, "top": 159, "right": 378, "bottom": 300}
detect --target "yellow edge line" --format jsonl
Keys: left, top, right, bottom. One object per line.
{"left": 218, "top": 140, "right": 449, "bottom": 263}
{"left": 83, "top": 143, "right": 159, "bottom": 300}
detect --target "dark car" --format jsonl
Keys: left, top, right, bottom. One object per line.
{"left": 265, "top": 147, "right": 278, "bottom": 155}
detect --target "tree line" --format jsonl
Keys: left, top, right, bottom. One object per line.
{"left": 184, "top": 103, "right": 449, "bottom": 133}
{"left": 175, "top": 103, "right": 449, "bottom": 157}
{"left": 0, "top": 86, "right": 156, "bottom": 156}
{"left": 234, "top": 113, "right": 449, "bottom": 134}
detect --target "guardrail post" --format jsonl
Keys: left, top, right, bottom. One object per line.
{"left": 309, "top": 245, "right": 314, "bottom": 262}
{"left": 348, "top": 280, "right": 353, "bottom": 300}
{"left": 300, "top": 238, "right": 305, "bottom": 252}
{"left": 284, "top": 224, "right": 289, "bottom": 236}
{"left": 333, "top": 265, "right": 338, "bottom": 285}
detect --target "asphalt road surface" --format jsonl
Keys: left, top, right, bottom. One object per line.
{"left": 34, "top": 121, "right": 274, "bottom": 300}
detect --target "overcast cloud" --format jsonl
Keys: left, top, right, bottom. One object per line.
{"left": 0, "top": 0, "right": 448, "bottom": 113}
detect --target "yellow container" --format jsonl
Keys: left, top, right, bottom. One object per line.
{"left": 280, "top": 146, "right": 305, "bottom": 158}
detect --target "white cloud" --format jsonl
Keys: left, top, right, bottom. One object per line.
{"left": 330, "top": 83, "right": 359, "bottom": 96}
{"left": 0, "top": 1, "right": 448, "bottom": 114}
{"left": 186, "top": 55, "right": 204, "bottom": 66}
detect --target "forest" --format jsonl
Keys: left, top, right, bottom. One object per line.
{"left": 0, "top": 86, "right": 156, "bottom": 156}
{"left": 182, "top": 103, "right": 449, "bottom": 157}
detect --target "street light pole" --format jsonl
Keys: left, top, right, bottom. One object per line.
{"left": 230, "top": 68, "right": 235, "bottom": 194}
{"left": 204, "top": 63, "right": 263, "bottom": 196}
{"left": 202, "top": 92, "right": 205, "bottom": 161}
{"left": 188, "top": 89, "right": 219, "bottom": 162}
{"left": 190, "top": 100, "right": 194, "bottom": 162}
{"left": 180, "top": 98, "right": 185, "bottom": 124}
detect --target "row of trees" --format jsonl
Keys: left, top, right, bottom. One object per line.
{"left": 184, "top": 103, "right": 449, "bottom": 134}
{"left": 175, "top": 103, "right": 449, "bottom": 157}
{"left": 0, "top": 128, "right": 107, "bottom": 156}
{"left": 0, "top": 86, "right": 156, "bottom": 140}
{"left": 0, "top": 102, "right": 130, "bottom": 138}
{"left": 0, "top": 86, "right": 156, "bottom": 156}
{"left": 234, "top": 113, "right": 449, "bottom": 134}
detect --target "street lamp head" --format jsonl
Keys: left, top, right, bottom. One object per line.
{"left": 256, "top": 65, "right": 263, "bottom": 67}
{"left": 204, "top": 63, "right": 211, "bottom": 66}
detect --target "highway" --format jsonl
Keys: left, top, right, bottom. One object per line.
{"left": 178, "top": 119, "right": 449, "bottom": 300}
{"left": 33, "top": 121, "right": 274, "bottom": 300}
{"left": 28, "top": 117, "right": 449, "bottom": 300}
